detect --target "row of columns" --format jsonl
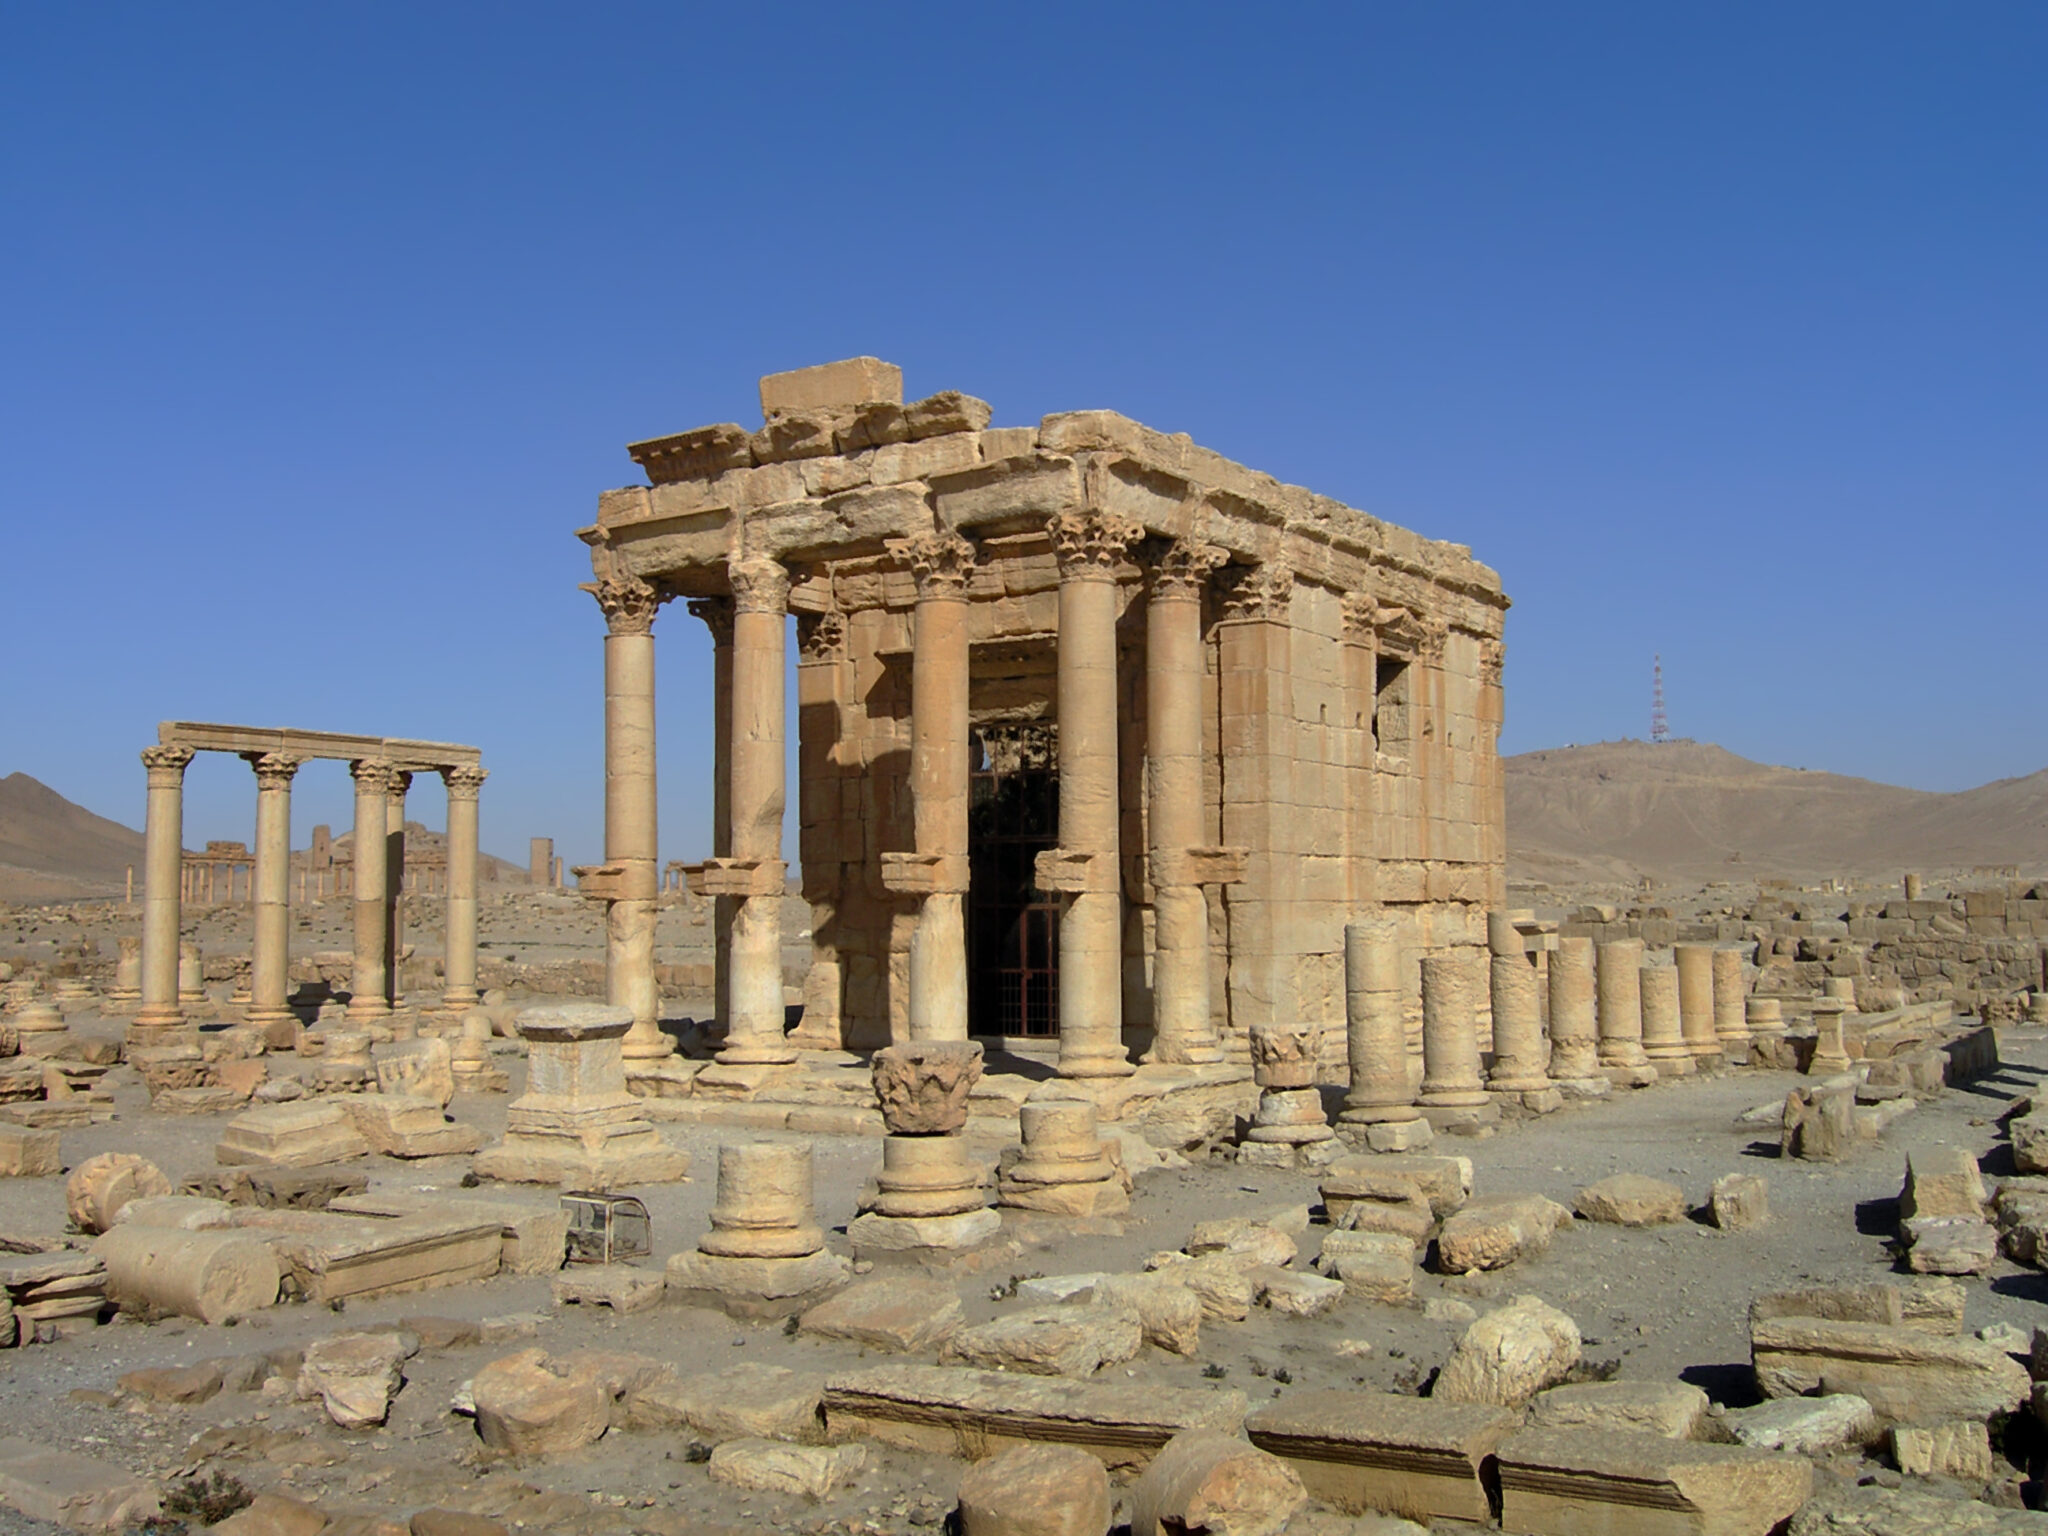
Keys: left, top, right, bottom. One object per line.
{"left": 136, "top": 745, "right": 484, "bottom": 1034}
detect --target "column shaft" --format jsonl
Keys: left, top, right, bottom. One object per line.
{"left": 1418, "top": 953, "right": 1491, "bottom": 1119}
{"left": 605, "top": 621, "right": 663, "bottom": 1048}
{"left": 442, "top": 766, "right": 486, "bottom": 1009}
{"left": 1712, "top": 947, "right": 1751, "bottom": 1049}
{"left": 1485, "top": 911, "right": 1552, "bottom": 1093}
{"left": 1675, "top": 943, "right": 1720, "bottom": 1064}
{"left": 347, "top": 759, "right": 392, "bottom": 1019}
{"left": 1596, "top": 937, "right": 1653, "bottom": 1081}
{"left": 1546, "top": 935, "right": 1601, "bottom": 1081}
{"left": 1337, "top": 918, "right": 1418, "bottom": 1122}
{"left": 905, "top": 537, "right": 972, "bottom": 1042}
{"left": 246, "top": 753, "right": 299, "bottom": 1028}
{"left": 137, "top": 746, "right": 194, "bottom": 1028}
{"left": 384, "top": 772, "right": 410, "bottom": 1007}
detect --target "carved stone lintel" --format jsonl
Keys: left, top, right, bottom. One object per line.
{"left": 1034, "top": 847, "right": 1114, "bottom": 895}
{"left": 685, "top": 858, "right": 787, "bottom": 899}
{"left": 1046, "top": 509, "right": 1141, "bottom": 578}
{"left": 728, "top": 556, "right": 791, "bottom": 615}
{"left": 796, "top": 609, "right": 846, "bottom": 663}
{"left": 1340, "top": 590, "right": 1379, "bottom": 646}
{"left": 1218, "top": 562, "right": 1294, "bottom": 624}
{"left": 443, "top": 764, "right": 489, "bottom": 800}
{"left": 245, "top": 752, "right": 302, "bottom": 789}
{"left": 1148, "top": 539, "right": 1227, "bottom": 602}
{"left": 141, "top": 744, "right": 196, "bottom": 785}
{"left": 349, "top": 758, "right": 399, "bottom": 794}
{"left": 893, "top": 531, "right": 977, "bottom": 601}
{"left": 879, "top": 851, "right": 970, "bottom": 897}
{"left": 687, "top": 595, "right": 735, "bottom": 646}
{"left": 583, "top": 574, "right": 663, "bottom": 637}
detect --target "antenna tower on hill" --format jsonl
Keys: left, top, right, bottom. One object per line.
{"left": 1650, "top": 654, "right": 1670, "bottom": 744}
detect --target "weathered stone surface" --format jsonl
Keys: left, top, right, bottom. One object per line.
{"left": 342, "top": 1094, "right": 484, "bottom": 1159}
{"left": 1252, "top": 1268, "right": 1344, "bottom": 1318}
{"left": 1316, "top": 1229, "right": 1416, "bottom": 1303}
{"left": 409, "top": 1511, "right": 508, "bottom": 1536}
{"left": 1891, "top": 1419, "right": 1992, "bottom": 1480}
{"left": 1724, "top": 1394, "right": 1881, "bottom": 1455}
{"left": 1903, "top": 1215, "right": 1998, "bottom": 1275}
{"left": 1147, "top": 1253, "right": 1256, "bottom": 1322}
{"left": 626, "top": 1362, "right": 823, "bottom": 1444}
{"left": 1092, "top": 1273, "right": 1204, "bottom": 1356}
{"left": 1900, "top": 1147, "right": 1988, "bottom": 1221}
{"left": 470, "top": 1349, "right": 610, "bottom": 1456}
{"left": 1711, "top": 1173, "right": 1771, "bottom": 1231}
{"left": 1437, "top": 1195, "right": 1570, "bottom": 1273}
{"left": 1496, "top": 1426, "right": 1813, "bottom": 1536}
{"left": 114, "top": 1195, "right": 237, "bottom": 1231}
{"left": 211, "top": 1493, "right": 329, "bottom": 1536}
{"left": 216, "top": 1102, "right": 371, "bottom": 1168}
{"left": 119, "top": 1362, "right": 225, "bottom": 1405}
{"left": 1129, "top": 1430, "right": 1307, "bottom": 1536}
{"left": 943, "top": 1304, "right": 1143, "bottom": 1379}
{"left": 374, "top": 1038, "right": 456, "bottom": 1107}
{"left": 957, "top": 1442, "right": 1111, "bottom": 1536}
{"left": 66, "top": 1153, "right": 171, "bottom": 1235}
{"left": 1751, "top": 1316, "right": 2028, "bottom": 1421}
{"left": 823, "top": 1364, "right": 1249, "bottom": 1467}
{"left": 798, "top": 1276, "right": 964, "bottom": 1352}
{"left": 1323, "top": 1155, "right": 1470, "bottom": 1221}
{"left": 664, "top": 1246, "right": 852, "bottom": 1319}
{"left": 1243, "top": 1390, "right": 1517, "bottom": 1525}
{"left": 93, "top": 1225, "right": 279, "bottom": 1324}
{"left": 2011, "top": 1113, "right": 2048, "bottom": 1176}
{"left": 871, "top": 1041, "right": 983, "bottom": 1134}
{"left": 551, "top": 1266, "right": 665, "bottom": 1315}
{"left": 297, "top": 1332, "right": 413, "bottom": 1428}
{"left": 0, "top": 1436, "right": 160, "bottom": 1529}
{"left": 708, "top": 1438, "right": 866, "bottom": 1499}
{"left": 0, "top": 1125, "right": 60, "bottom": 1178}
{"left": 1188, "top": 1219, "right": 1298, "bottom": 1271}
{"left": 1787, "top": 1481, "right": 2048, "bottom": 1534}
{"left": 1436, "top": 1295, "right": 1582, "bottom": 1408}
{"left": 1528, "top": 1380, "right": 1710, "bottom": 1440}
{"left": 1573, "top": 1174, "right": 1685, "bottom": 1228}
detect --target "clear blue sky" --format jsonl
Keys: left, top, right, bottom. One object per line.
{"left": 3, "top": 5, "right": 2041, "bottom": 866}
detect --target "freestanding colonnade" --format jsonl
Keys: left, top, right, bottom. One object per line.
{"left": 135, "top": 723, "right": 487, "bottom": 1040}
{"left": 578, "top": 359, "right": 1510, "bottom": 1075}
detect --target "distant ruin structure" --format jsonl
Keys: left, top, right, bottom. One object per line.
{"left": 578, "top": 359, "right": 1509, "bottom": 1070}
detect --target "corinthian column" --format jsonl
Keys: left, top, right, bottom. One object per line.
{"left": 441, "top": 764, "right": 487, "bottom": 1010}
{"left": 244, "top": 751, "right": 301, "bottom": 1034}
{"left": 587, "top": 573, "right": 671, "bottom": 1057}
{"left": 1146, "top": 540, "right": 1226, "bottom": 1063}
{"left": 688, "top": 597, "right": 736, "bottom": 1037}
{"left": 347, "top": 758, "right": 395, "bottom": 1020}
{"left": 717, "top": 555, "right": 798, "bottom": 1065}
{"left": 136, "top": 744, "right": 195, "bottom": 1030}
{"left": 1040, "top": 509, "right": 1140, "bottom": 1078}
{"left": 384, "top": 769, "right": 411, "bottom": 1008}
{"left": 901, "top": 532, "right": 974, "bottom": 1042}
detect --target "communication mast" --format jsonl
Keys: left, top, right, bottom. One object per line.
{"left": 1650, "top": 654, "right": 1670, "bottom": 744}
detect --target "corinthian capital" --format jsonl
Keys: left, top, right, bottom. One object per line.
{"left": 1147, "top": 539, "right": 1226, "bottom": 601}
{"left": 893, "top": 531, "right": 977, "bottom": 601}
{"left": 728, "top": 556, "right": 790, "bottom": 615}
{"left": 1046, "top": 510, "right": 1141, "bottom": 577}
{"left": 443, "top": 764, "right": 489, "bottom": 800}
{"left": 797, "top": 609, "right": 846, "bottom": 662}
{"left": 1217, "top": 561, "right": 1293, "bottom": 623}
{"left": 583, "top": 574, "right": 663, "bottom": 637}
{"left": 245, "top": 752, "right": 302, "bottom": 789}
{"left": 350, "top": 757, "right": 398, "bottom": 794}
{"left": 686, "top": 595, "right": 734, "bottom": 645}
{"left": 141, "top": 744, "right": 195, "bottom": 785}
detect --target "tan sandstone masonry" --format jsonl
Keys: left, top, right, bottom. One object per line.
{"left": 582, "top": 358, "right": 1510, "bottom": 1059}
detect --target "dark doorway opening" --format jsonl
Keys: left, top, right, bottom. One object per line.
{"left": 968, "top": 724, "right": 1059, "bottom": 1038}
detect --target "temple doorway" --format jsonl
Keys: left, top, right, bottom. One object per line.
{"left": 967, "top": 723, "right": 1060, "bottom": 1038}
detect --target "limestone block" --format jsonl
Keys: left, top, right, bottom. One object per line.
{"left": 1891, "top": 1420, "right": 1993, "bottom": 1480}
{"left": 1710, "top": 1174, "right": 1770, "bottom": 1232}
{"left": 957, "top": 1442, "right": 1111, "bottom": 1536}
{"left": 1903, "top": 1215, "right": 1998, "bottom": 1275}
{"left": 1188, "top": 1219, "right": 1297, "bottom": 1270}
{"left": 1322, "top": 1155, "right": 1471, "bottom": 1220}
{"left": 1436, "top": 1196, "right": 1572, "bottom": 1273}
{"left": 1495, "top": 1427, "right": 1813, "bottom": 1536}
{"left": 942, "top": 1303, "right": 1143, "bottom": 1379}
{"left": 1750, "top": 1316, "right": 2028, "bottom": 1421}
{"left": 626, "top": 1361, "right": 824, "bottom": 1443}
{"left": 93, "top": 1225, "right": 280, "bottom": 1324}
{"left": 253, "top": 1212, "right": 503, "bottom": 1304}
{"left": 1528, "top": 1380, "right": 1710, "bottom": 1440}
{"left": 1092, "top": 1273, "right": 1204, "bottom": 1356}
{"left": 707, "top": 1439, "right": 866, "bottom": 1500}
{"left": 871, "top": 1041, "right": 983, "bottom": 1134}
{"left": 551, "top": 1267, "right": 666, "bottom": 1315}
{"left": 1316, "top": 1229, "right": 1416, "bottom": 1304}
{"left": 1242, "top": 1390, "right": 1518, "bottom": 1525}
{"left": 2012, "top": 1113, "right": 2048, "bottom": 1175}
{"left": 903, "top": 391, "right": 994, "bottom": 438}
{"left": 1257, "top": 1269, "right": 1347, "bottom": 1318}
{"left": 761, "top": 357, "right": 902, "bottom": 415}
{"left": 1900, "top": 1147, "right": 1988, "bottom": 1220}
{"left": 1786, "top": 1482, "right": 2048, "bottom": 1533}
{"left": 470, "top": 1349, "right": 610, "bottom": 1456}
{"left": 798, "top": 1276, "right": 964, "bottom": 1352}
{"left": 215, "top": 1102, "right": 371, "bottom": 1168}
{"left": 374, "top": 1039, "right": 456, "bottom": 1107}
{"left": 120, "top": 1362, "right": 225, "bottom": 1405}
{"left": 297, "top": 1331, "right": 414, "bottom": 1428}
{"left": 1147, "top": 1253, "right": 1256, "bottom": 1321}
{"left": 0, "top": 1436, "right": 161, "bottom": 1529}
{"left": 1573, "top": 1174, "right": 1686, "bottom": 1227}
{"left": 0, "top": 1126, "right": 59, "bottom": 1178}
{"left": 113, "top": 1196, "right": 236, "bottom": 1230}
{"left": 1723, "top": 1394, "right": 1880, "bottom": 1455}
{"left": 66, "top": 1153, "right": 172, "bottom": 1235}
{"left": 1435, "top": 1295, "right": 1583, "bottom": 1408}
{"left": 342, "top": 1094, "right": 485, "bottom": 1159}
{"left": 664, "top": 1247, "right": 852, "bottom": 1319}
{"left": 1129, "top": 1430, "right": 1307, "bottom": 1536}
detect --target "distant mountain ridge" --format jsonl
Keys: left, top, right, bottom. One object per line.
{"left": 1506, "top": 739, "right": 2048, "bottom": 884}
{"left": 0, "top": 771, "right": 144, "bottom": 901}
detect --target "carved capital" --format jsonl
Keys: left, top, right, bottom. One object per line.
{"left": 728, "top": 556, "right": 790, "bottom": 615}
{"left": 1218, "top": 561, "right": 1293, "bottom": 623}
{"left": 1148, "top": 540, "right": 1227, "bottom": 602}
{"left": 350, "top": 757, "right": 399, "bottom": 794}
{"left": 141, "top": 744, "right": 195, "bottom": 786}
{"left": 245, "top": 752, "right": 302, "bottom": 790}
{"left": 1418, "top": 619, "right": 1449, "bottom": 664}
{"left": 1046, "top": 509, "right": 1140, "bottom": 578}
{"left": 583, "top": 573, "right": 663, "bottom": 636}
{"left": 687, "top": 595, "right": 735, "bottom": 646}
{"left": 1480, "top": 638, "right": 1505, "bottom": 687}
{"left": 443, "top": 764, "right": 489, "bottom": 800}
{"left": 894, "top": 531, "right": 977, "bottom": 601}
{"left": 1340, "top": 590, "right": 1379, "bottom": 645}
{"left": 796, "top": 609, "right": 846, "bottom": 663}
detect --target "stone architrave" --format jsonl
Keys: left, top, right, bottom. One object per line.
{"left": 667, "top": 1142, "right": 851, "bottom": 1317}
{"left": 1595, "top": 940, "right": 1655, "bottom": 1087}
{"left": 851, "top": 1041, "right": 998, "bottom": 1252}
{"left": 1241, "top": 1025, "right": 1337, "bottom": 1167}
{"left": 1418, "top": 955, "right": 1495, "bottom": 1130}
{"left": 135, "top": 745, "right": 195, "bottom": 1037}
{"left": 347, "top": 759, "right": 396, "bottom": 1021}
{"left": 244, "top": 751, "right": 301, "bottom": 1039}
{"left": 473, "top": 1004, "right": 690, "bottom": 1189}
{"left": 1638, "top": 963, "right": 1695, "bottom": 1077}
{"left": 998, "top": 1097, "right": 1129, "bottom": 1217}
{"left": 1485, "top": 912, "right": 1555, "bottom": 1107}
{"left": 1674, "top": 944, "right": 1722, "bottom": 1068}
{"left": 1544, "top": 936, "right": 1606, "bottom": 1096}
{"left": 1336, "top": 919, "right": 1427, "bottom": 1149}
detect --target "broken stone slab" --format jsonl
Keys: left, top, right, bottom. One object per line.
{"left": 1751, "top": 1316, "right": 2029, "bottom": 1421}
{"left": 0, "top": 1436, "right": 160, "bottom": 1529}
{"left": 470, "top": 1349, "right": 611, "bottom": 1456}
{"left": 822, "top": 1364, "right": 1248, "bottom": 1467}
{"left": 1436, "top": 1295, "right": 1584, "bottom": 1408}
{"left": 798, "top": 1276, "right": 964, "bottom": 1352}
{"left": 1527, "top": 1380, "right": 1711, "bottom": 1440}
{"left": 92, "top": 1226, "right": 278, "bottom": 1324}
{"left": 374, "top": 1038, "right": 456, "bottom": 1106}
{"left": 1891, "top": 1419, "right": 1993, "bottom": 1480}
{"left": 551, "top": 1265, "right": 665, "bottom": 1315}
{"left": 1495, "top": 1426, "right": 1813, "bottom": 1536}
{"left": 664, "top": 1246, "right": 852, "bottom": 1320}
{"left": 1318, "top": 1228, "right": 1417, "bottom": 1303}
{"left": 327, "top": 1191, "right": 568, "bottom": 1275}
{"left": 1144, "top": 1252, "right": 1255, "bottom": 1321}
{"left": 625, "top": 1361, "right": 824, "bottom": 1443}
{"left": 707, "top": 1438, "right": 866, "bottom": 1500}
{"left": 113, "top": 1195, "right": 236, "bottom": 1231}
{"left": 340, "top": 1094, "right": 485, "bottom": 1159}
{"left": 2012, "top": 1113, "right": 2048, "bottom": 1176}
{"left": 1187, "top": 1218, "right": 1298, "bottom": 1270}
{"left": 1785, "top": 1481, "right": 2048, "bottom": 1534}
{"left": 956, "top": 1442, "right": 1111, "bottom": 1536}
{"left": 1436, "top": 1195, "right": 1572, "bottom": 1273}
{"left": 1243, "top": 1389, "right": 1519, "bottom": 1526}
{"left": 1128, "top": 1429, "right": 1307, "bottom": 1536}
{"left": 942, "top": 1303, "right": 1143, "bottom": 1379}
{"left": 1902, "top": 1215, "right": 1998, "bottom": 1275}
{"left": 1723, "top": 1394, "right": 1881, "bottom": 1455}
{"left": 119, "top": 1362, "right": 225, "bottom": 1405}
{"left": 234, "top": 1210, "right": 502, "bottom": 1304}
{"left": 1574, "top": 1174, "right": 1686, "bottom": 1227}
{"left": 847, "top": 1207, "right": 1003, "bottom": 1253}
{"left": 1322, "top": 1155, "right": 1471, "bottom": 1222}
{"left": 1750, "top": 1281, "right": 1963, "bottom": 1336}
{"left": 0, "top": 1125, "right": 60, "bottom": 1178}
{"left": 1900, "top": 1147, "right": 1988, "bottom": 1221}
{"left": 1710, "top": 1174, "right": 1770, "bottom": 1232}
{"left": 1091, "top": 1273, "right": 1204, "bottom": 1356}
{"left": 1256, "top": 1268, "right": 1347, "bottom": 1318}
{"left": 215, "top": 1102, "right": 371, "bottom": 1168}
{"left": 297, "top": 1331, "right": 415, "bottom": 1428}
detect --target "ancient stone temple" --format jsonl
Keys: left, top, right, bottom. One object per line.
{"left": 578, "top": 359, "right": 1508, "bottom": 1069}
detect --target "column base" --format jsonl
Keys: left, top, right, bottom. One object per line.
{"left": 1143, "top": 1039, "right": 1226, "bottom": 1066}
{"left": 1419, "top": 1101, "right": 1500, "bottom": 1132}
{"left": 440, "top": 989, "right": 481, "bottom": 1012}
{"left": 1055, "top": 1049, "right": 1136, "bottom": 1079}
{"left": 622, "top": 1036, "right": 678, "bottom": 1062}
{"left": 1602, "top": 1063, "right": 1659, "bottom": 1088}
{"left": 716, "top": 1043, "right": 800, "bottom": 1067}
{"left": 1643, "top": 1048, "right": 1695, "bottom": 1077}
{"left": 346, "top": 1001, "right": 392, "bottom": 1022}
{"left": 1335, "top": 1102, "right": 1423, "bottom": 1126}
{"left": 132, "top": 1006, "right": 185, "bottom": 1029}
{"left": 847, "top": 1207, "right": 1001, "bottom": 1254}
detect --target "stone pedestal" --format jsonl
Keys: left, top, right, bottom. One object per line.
{"left": 1240, "top": 1024, "right": 1337, "bottom": 1167}
{"left": 1596, "top": 940, "right": 1656, "bottom": 1087}
{"left": 850, "top": 1041, "right": 999, "bottom": 1251}
{"left": 107, "top": 938, "right": 142, "bottom": 1007}
{"left": 1713, "top": 948, "right": 1752, "bottom": 1054}
{"left": 998, "top": 1097, "right": 1129, "bottom": 1216}
{"left": 178, "top": 943, "right": 205, "bottom": 1006}
{"left": 1418, "top": 955, "right": 1496, "bottom": 1130}
{"left": 474, "top": 1004, "right": 690, "bottom": 1189}
{"left": 310, "top": 1030, "right": 376, "bottom": 1093}
{"left": 1746, "top": 998, "right": 1788, "bottom": 1067}
{"left": 1639, "top": 964, "right": 1695, "bottom": 1077}
{"left": 1675, "top": 944, "right": 1721, "bottom": 1068}
{"left": 10, "top": 1002, "right": 69, "bottom": 1056}
{"left": 1486, "top": 912, "right": 1556, "bottom": 1108}
{"left": 450, "top": 1010, "right": 508, "bottom": 1093}
{"left": 1545, "top": 936, "right": 1608, "bottom": 1098}
{"left": 666, "top": 1142, "right": 849, "bottom": 1316}
{"left": 1336, "top": 919, "right": 1428, "bottom": 1146}
{"left": 1809, "top": 999, "right": 1854, "bottom": 1075}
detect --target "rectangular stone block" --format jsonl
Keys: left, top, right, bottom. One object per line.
{"left": 235, "top": 1210, "right": 502, "bottom": 1303}
{"left": 0, "top": 1125, "right": 60, "bottom": 1178}
{"left": 0, "top": 1436, "right": 159, "bottom": 1529}
{"left": 761, "top": 357, "right": 902, "bottom": 416}
{"left": 329, "top": 1191, "right": 569, "bottom": 1275}
{"left": 1244, "top": 1389, "right": 1518, "bottom": 1525}
{"left": 1496, "top": 1426, "right": 1812, "bottom": 1536}
{"left": 214, "top": 1102, "right": 370, "bottom": 1168}
{"left": 1750, "top": 1315, "right": 2027, "bottom": 1422}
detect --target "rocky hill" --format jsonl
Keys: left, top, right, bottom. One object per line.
{"left": 1506, "top": 740, "right": 2048, "bottom": 886}
{"left": 0, "top": 772, "right": 144, "bottom": 903}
